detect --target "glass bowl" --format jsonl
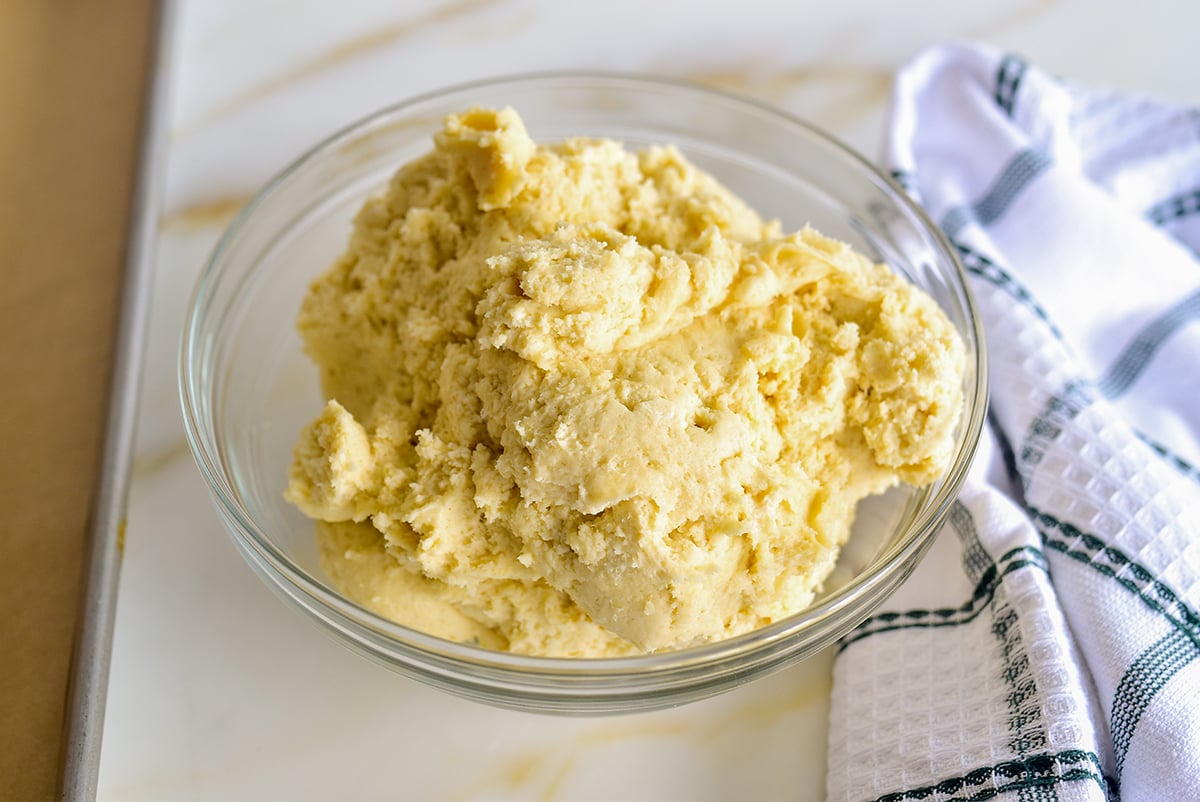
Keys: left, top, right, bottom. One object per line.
{"left": 180, "top": 72, "right": 987, "bottom": 714}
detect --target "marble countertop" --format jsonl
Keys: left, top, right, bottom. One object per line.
{"left": 97, "top": 2, "right": 1200, "bottom": 799}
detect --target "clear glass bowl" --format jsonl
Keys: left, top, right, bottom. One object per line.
{"left": 180, "top": 73, "right": 987, "bottom": 714}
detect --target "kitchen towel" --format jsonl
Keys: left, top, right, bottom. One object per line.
{"left": 826, "top": 43, "right": 1200, "bottom": 802}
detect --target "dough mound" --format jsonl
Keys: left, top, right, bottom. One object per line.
{"left": 285, "top": 107, "right": 965, "bottom": 656}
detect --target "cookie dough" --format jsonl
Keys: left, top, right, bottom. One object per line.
{"left": 286, "top": 107, "right": 965, "bottom": 656}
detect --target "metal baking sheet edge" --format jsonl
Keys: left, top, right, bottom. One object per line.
{"left": 60, "top": 1, "right": 177, "bottom": 799}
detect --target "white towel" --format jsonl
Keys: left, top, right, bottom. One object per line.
{"left": 826, "top": 42, "right": 1200, "bottom": 802}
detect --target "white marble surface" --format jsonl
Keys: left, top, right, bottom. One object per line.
{"left": 98, "top": 2, "right": 1200, "bottom": 799}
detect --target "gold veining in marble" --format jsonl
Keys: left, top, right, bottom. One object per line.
{"left": 460, "top": 669, "right": 830, "bottom": 801}
{"left": 967, "top": 0, "right": 1062, "bottom": 36}
{"left": 131, "top": 436, "right": 192, "bottom": 480}
{"left": 159, "top": 195, "right": 249, "bottom": 232}
{"left": 495, "top": 748, "right": 577, "bottom": 802}
{"left": 455, "top": 719, "right": 689, "bottom": 802}
{"left": 179, "top": 0, "right": 501, "bottom": 134}
{"left": 683, "top": 62, "right": 892, "bottom": 131}
{"left": 706, "top": 664, "right": 833, "bottom": 735}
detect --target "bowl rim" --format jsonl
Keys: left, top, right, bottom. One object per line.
{"left": 179, "top": 69, "right": 988, "bottom": 678}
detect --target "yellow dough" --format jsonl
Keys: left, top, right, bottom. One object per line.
{"left": 285, "top": 107, "right": 965, "bottom": 656}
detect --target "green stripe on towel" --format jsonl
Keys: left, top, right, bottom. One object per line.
{"left": 953, "top": 240, "right": 1067, "bottom": 340}
{"left": 995, "top": 54, "right": 1029, "bottom": 117}
{"left": 836, "top": 545, "right": 1048, "bottom": 652}
{"left": 1147, "top": 188, "right": 1200, "bottom": 226}
{"left": 868, "top": 749, "right": 1108, "bottom": 802}
{"left": 1110, "top": 628, "right": 1199, "bottom": 776}
{"left": 1032, "top": 509, "right": 1200, "bottom": 644}
{"left": 941, "top": 149, "right": 1053, "bottom": 238}
{"left": 1096, "top": 288, "right": 1200, "bottom": 398}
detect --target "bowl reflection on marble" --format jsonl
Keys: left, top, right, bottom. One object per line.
{"left": 179, "top": 72, "right": 986, "bottom": 714}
